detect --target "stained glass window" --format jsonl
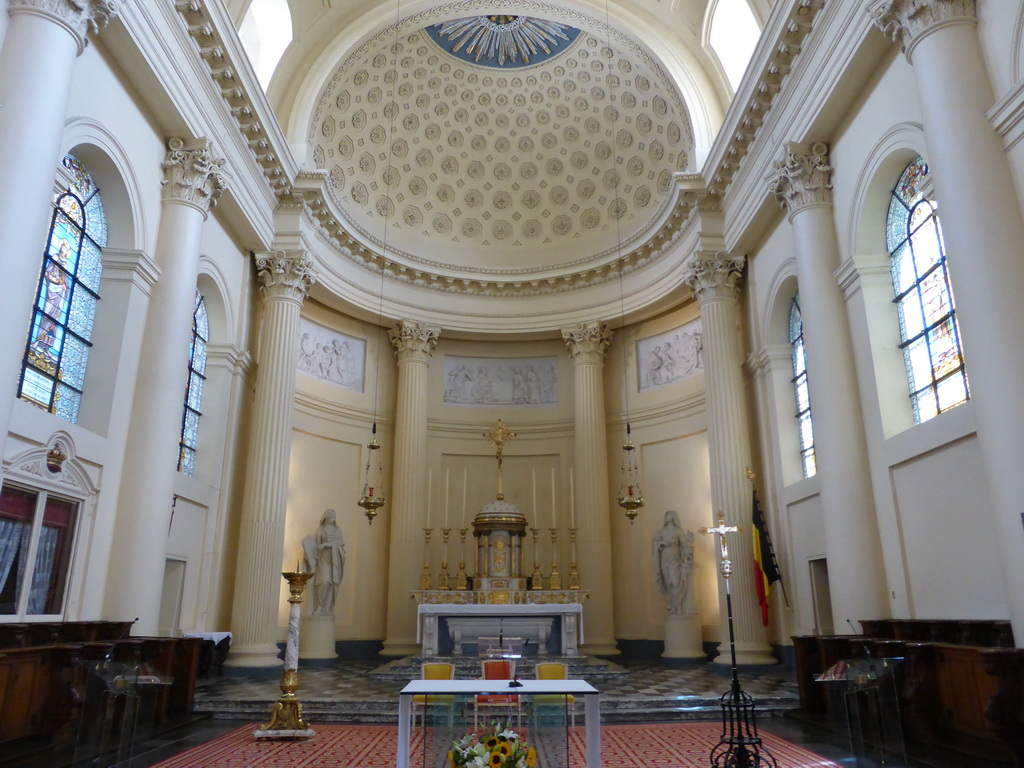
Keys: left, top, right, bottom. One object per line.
{"left": 178, "top": 290, "right": 208, "bottom": 476}
{"left": 789, "top": 295, "right": 815, "bottom": 478}
{"left": 887, "top": 157, "right": 968, "bottom": 423}
{"left": 19, "top": 155, "right": 106, "bottom": 423}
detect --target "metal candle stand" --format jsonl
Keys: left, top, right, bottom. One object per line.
{"left": 701, "top": 516, "right": 778, "bottom": 768}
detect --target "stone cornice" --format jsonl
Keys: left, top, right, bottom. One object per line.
{"left": 868, "top": 0, "right": 976, "bottom": 57}
{"left": 389, "top": 320, "right": 440, "bottom": 362}
{"left": 161, "top": 137, "right": 230, "bottom": 213}
{"left": 682, "top": 252, "right": 746, "bottom": 304}
{"left": 10, "top": 0, "right": 118, "bottom": 54}
{"left": 561, "top": 321, "right": 614, "bottom": 364}
{"left": 255, "top": 251, "right": 316, "bottom": 301}
{"left": 769, "top": 141, "right": 833, "bottom": 214}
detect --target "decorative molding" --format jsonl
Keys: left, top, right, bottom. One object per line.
{"left": 769, "top": 141, "right": 833, "bottom": 214}
{"left": 682, "top": 252, "right": 745, "bottom": 304}
{"left": 255, "top": 251, "right": 316, "bottom": 301}
{"left": 561, "top": 321, "right": 613, "bottom": 364}
{"left": 161, "top": 137, "right": 230, "bottom": 213}
{"left": 10, "top": 0, "right": 118, "bottom": 54}
{"left": 388, "top": 320, "right": 440, "bottom": 362}
{"left": 868, "top": 0, "right": 976, "bottom": 56}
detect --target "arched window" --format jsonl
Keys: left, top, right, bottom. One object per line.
{"left": 178, "top": 290, "right": 208, "bottom": 476}
{"left": 789, "top": 295, "right": 815, "bottom": 478}
{"left": 887, "top": 157, "right": 968, "bottom": 423}
{"left": 19, "top": 155, "right": 106, "bottom": 423}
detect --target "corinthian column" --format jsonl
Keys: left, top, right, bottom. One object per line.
{"left": 870, "top": 0, "right": 1024, "bottom": 644}
{"left": 227, "top": 252, "right": 316, "bottom": 667}
{"left": 684, "top": 253, "right": 774, "bottom": 665}
{"left": 0, "top": 0, "right": 117, "bottom": 457}
{"left": 562, "top": 321, "right": 618, "bottom": 655}
{"left": 382, "top": 320, "right": 440, "bottom": 656}
{"left": 104, "top": 138, "right": 228, "bottom": 634}
{"left": 770, "top": 142, "right": 889, "bottom": 625}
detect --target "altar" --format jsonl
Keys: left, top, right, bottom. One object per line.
{"left": 417, "top": 603, "right": 584, "bottom": 656}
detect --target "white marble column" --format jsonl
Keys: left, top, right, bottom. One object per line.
{"left": 0, "top": 0, "right": 116, "bottom": 456}
{"left": 104, "top": 138, "right": 228, "bottom": 635}
{"left": 871, "top": 0, "right": 1024, "bottom": 644}
{"left": 684, "top": 253, "right": 775, "bottom": 665}
{"left": 562, "top": 321, "right": 618, "bottom": 656}
{"left": 770, "top": 142, "right": 889, "bottom": 626}
{"left": 227, "top": 251, "right": 316, "bottom": 667}
{"left": 382, "top": 320, "right": 440, "bottom": 656}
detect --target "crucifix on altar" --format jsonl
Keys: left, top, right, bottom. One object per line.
{"left": 483, "top": 419, "right": 517, "bottom": 501}
{"left": 700, "top": 514, "right": 778, "bottom": 768}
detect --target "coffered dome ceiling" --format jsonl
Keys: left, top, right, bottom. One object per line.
{"left": 309, "top": 15, "right": 694, "bottom": 279}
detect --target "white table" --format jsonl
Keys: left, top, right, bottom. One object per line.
{"left": 416, "top": 603, "right": 583, "bottom": 656}
{"left": 397, "top": 679, "right": 600, "bottom": 768}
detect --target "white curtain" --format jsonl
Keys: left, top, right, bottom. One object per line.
{"left": 0, "top": 518, "right": 25, "bottom": 612}
{"left": 27, "top": 525, "right": 58, "bottom": 614}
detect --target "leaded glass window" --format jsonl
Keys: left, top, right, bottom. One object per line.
{"left": 789, "top": 295, "right": 815, "bottom": 478}
{"left": 178, "top": 290, "right": 208, "bottom": 476}
{"left": 887, "top": 157, "right": 968, "bottom": 422}
{"left": 19, "top": 155, "right": 106, "bottom": 422}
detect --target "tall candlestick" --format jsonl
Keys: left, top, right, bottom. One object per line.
{"left": 444, "top": 468, "right": 450, "bottom": 529}
{"left": 551, "top": 467, "right": 557, "bottom": 528}
{"left": 426, "top": 469, "right": 432, "bottom": 529}
{"left": 532, "top": 469, "right": 537, "bottom": 520}
{"left": 570, "top": 467, "right": 575, "bottom": 528}
{"left": 462, "top": 467, "right": 468, "bottom": 527}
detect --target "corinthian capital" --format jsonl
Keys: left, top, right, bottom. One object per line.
{"left": 389, "top": 321, "right": 440, "bottom": 362}
{"left": 10, "top": 0, "right": 118, "bottom": 53}
{"left": 255, "top": 251, "right": 316, "bottom": 301}
{"left": 161, "top": 137, "right": 230, "bottom": 214}
{"left": 869, "top": 0, "right": 975, "bottom": 56}
{"left": 561, "top": 321, "right": 613, "bottom": 364}
{"left": 683, "top": 252, "right": 745, "bottom": 304}
{"left": 770, "top": 141, "right": 833, "bottom": 214}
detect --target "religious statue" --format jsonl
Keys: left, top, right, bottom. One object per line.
{"left": 652, "top": 510, "right": 696, "bottom": 615}
{"left": 302, "top": 509, "right": 346, "bottom": 616}
{"left": 483, "top": 419, "right": 517, "bottom": 500}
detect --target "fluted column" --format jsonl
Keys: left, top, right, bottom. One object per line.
{"left": 382, "top": 320, "right": 440, "bottom": 656}
{"left": 227, "top": 251, "right": 315, "bottom": 667}
{"left": 562, "top": 321, "right": 618, "bottom": 655}
{"left": 0, "top": 0, "right": 117, "bottom": 458}
{"left": 684, "top": 253, "right": 774, "bottom": 664}
{"left": 104, "top": 138, "right": 228, "bottom": 634}
{"left": 871, "top": 0, "right": 1024, "bottom": 644}
{"left": 770, "top": 141, "right": 889, "bottom": 626}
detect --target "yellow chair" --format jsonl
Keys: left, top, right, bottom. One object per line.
{"left": 533, "top": 661, "right": 576, "bottom": 727}
{"left": 473, "top": 658, "right": 521, "bottom": 729}
{"left": 412, "top": 662, "right": 455, "bottom": 729}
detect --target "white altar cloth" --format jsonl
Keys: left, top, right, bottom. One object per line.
{"left": 397, "top": 679, "right": 600, "bottom": 768}
{"left": 416, "top": 603, "right": 584, "bottom": 656}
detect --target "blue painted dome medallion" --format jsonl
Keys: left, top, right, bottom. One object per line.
{"left": 425, "top": 15, "right": 582, "bottom": 68}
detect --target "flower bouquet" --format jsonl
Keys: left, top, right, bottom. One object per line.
{"left": 449, "top": 722, "right": 537, "bottom": 768}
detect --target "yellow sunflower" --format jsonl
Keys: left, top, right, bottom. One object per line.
{"left": 486, "top": 736, "right": 500, "bottom": 750}
{"left": 498, "top": 743, "right": 511, "bottom": 757}
{"left": 527, "top": 746, "right": 537, "bottom": 767}
{"left": 490, "top": 752, "right": 504, "bottom": 766}
{"left": 448, "top": 751, "right": 456, "bottom": 768}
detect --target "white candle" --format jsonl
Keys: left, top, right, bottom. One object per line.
{"left": 532, "top": 469, "right": 538, "bottom": 520}
{"left": 444, "top": 468, "right": 450, "bottom": 529}
{"left": 551, "top": 467, "right": 557, "bottom": 528}
{"left": 570, "top": 467, "right": 576, "bottom": 528}
{"left": 462, "top": 467, "right": 468, "bottom": 527}
{"left": 426, "top": 469, "right": 432, "bottom": 528}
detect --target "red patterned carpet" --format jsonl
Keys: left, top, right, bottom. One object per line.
{"left": 151, "top": 722, "right": 840, "bottom": 767}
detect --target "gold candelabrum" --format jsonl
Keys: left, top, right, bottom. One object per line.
{"left": 568, "top": 527, "right": 580, "bottom": 590}
{"left": 258, "top": 568, "right": 314, "bottom": 736}
{"left": 548, "top": 527, "right": 562, "bottom": 590}
{"left": 530, "top": 526, "right": 544, "bottom": 590}
{"left": 438, "top": 527, "right": 451, "bottom": 590}
{"left": 420, "top": 528, "right": 433, "bottom": 590}
{"left": 456, "top": 527, "right": 469, "bottom": 590}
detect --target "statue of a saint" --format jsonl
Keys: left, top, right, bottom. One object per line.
{"left": 302, "top": 509, "right": 346, "bottom": 616}
{"left": 652, "top": 510, "right": 696, "bottom": 615}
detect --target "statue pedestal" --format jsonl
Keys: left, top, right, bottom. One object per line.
{"left": 299, "top": 614, "right": 337, "bottom": 660}
{"left": 663, "top": 613, "right": 704, "bottom": 660}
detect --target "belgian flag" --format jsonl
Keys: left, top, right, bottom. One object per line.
{"left": 752, "top": 490, "right": 782, "bottom": 626}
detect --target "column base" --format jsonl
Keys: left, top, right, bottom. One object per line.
{"left": 663, "top": 613, "right": 704, "bottom": 659}
{"left": 299, "top": 615, "right": 337, "bottom": 660}
{"left": 580, "top": 642, "right": 620, "bottom": 656}
{"left": 225, "top": 642, "right": 283, "bottom": 668}
{"left": 711, "top": 640, "right": 777, "bottom": 666}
